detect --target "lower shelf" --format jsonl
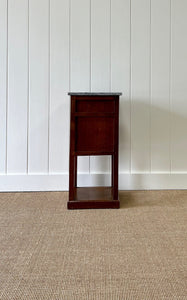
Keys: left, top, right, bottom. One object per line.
{"left": 68, "top": 187, "right": 119, "bottom": 209}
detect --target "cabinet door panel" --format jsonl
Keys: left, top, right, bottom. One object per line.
{"left": 76, "top": 117, "right": 114, "bottom": 152}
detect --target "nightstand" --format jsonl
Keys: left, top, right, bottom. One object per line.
{"left": 68, "top": 92, "right": 122, "bottom": 209}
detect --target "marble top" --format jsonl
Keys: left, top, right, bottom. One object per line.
{"left": 68, "top": 92, "right": 122, "bottom": 96}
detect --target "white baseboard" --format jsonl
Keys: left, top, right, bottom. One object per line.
{"left": 0, "top": 174, "right": 68, "bottom": 192}
{"left": 0, "top": 173, "right": 187, "bottom": 192}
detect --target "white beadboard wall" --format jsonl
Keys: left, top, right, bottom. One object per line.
{"left": 0, "top": 0, "right": 187, "bottom": 191}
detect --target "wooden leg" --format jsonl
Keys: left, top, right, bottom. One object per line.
{"left": 111, "top": 155, "right": 114, "bottom": 188}
{"left": 74, "top": 156, "right": 77, "bottom": 187}
{"left": 113, "top": 152, "right": 118, "bottom": 200}
{"left": 69, "top": 154, "right": 74, "bottom": 201}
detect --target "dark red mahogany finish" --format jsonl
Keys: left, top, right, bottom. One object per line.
{"left": 68, "top": 93, "right": 122, "bottom": 209}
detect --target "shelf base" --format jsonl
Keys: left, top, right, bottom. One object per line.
{"left": 68, "top": 187, "right": 119, "bottom": 209}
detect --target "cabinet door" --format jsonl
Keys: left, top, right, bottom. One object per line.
{"left": 75, "top": 116, "right": 114, "bottom": 152}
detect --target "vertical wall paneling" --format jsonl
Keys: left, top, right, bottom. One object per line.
{"left": 90, "top": 0, "right": 111, "bottom": 174}
{"left": 29, "top": 0, "right": 49, "bottom": 173}
{"left": 111, "top": 0, "right": 131, "bottom": 173}
{"left": 131, "top": 0, "right": 151, "bottom": 172}
{"left": 151, "top": 0, "right": 170, "bottom": 172}
{"left": 0, "top": 0, "right": 7, "bottom": 173}
{"left": 1, "top": 0, "right": 187, "bottom": 190}
{"left": 7, "top": 0, "right": 28, "bottom": 173}
{"left": 50, "top": 0, "right": 69, "bottom": 173}
{"left": 171, "top": 0, "right": 187, "bottom": 171}
{"left": 70, "top": 0, "right": 90, "bottom": 175}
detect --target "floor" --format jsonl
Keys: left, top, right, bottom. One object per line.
{"left": 0, "top": 190, "right": 186, "bottom": 299}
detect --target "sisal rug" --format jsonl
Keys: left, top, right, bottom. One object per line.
{"left": 0, "top": 191, "right": 186, "bottom": 299}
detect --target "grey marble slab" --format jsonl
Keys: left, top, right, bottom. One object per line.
{"left": 68, "top": 92, "right": 122, "bottom": 96}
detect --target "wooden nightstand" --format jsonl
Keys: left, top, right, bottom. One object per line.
{"left": 68, "top": 92, "right": 122, "bottom": 209}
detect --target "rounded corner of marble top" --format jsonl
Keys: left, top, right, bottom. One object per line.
{"left": 68, "top": 92, "right": 123, "bottom": 96}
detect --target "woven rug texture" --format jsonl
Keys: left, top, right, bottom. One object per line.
{"left": 0, "top": 191, "right": 186, "bottom": 300}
